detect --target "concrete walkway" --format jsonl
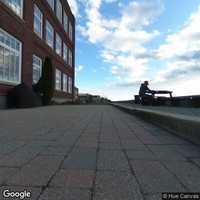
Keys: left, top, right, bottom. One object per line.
{"left": 0, "top": 105, "right": 200, "bottom": 200}
{"left": 117, "top": 102, "right": 200, "bottom": 118}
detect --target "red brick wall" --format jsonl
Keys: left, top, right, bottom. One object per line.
{"left": 0, "top": 0, "right": 75, "bottom": 99}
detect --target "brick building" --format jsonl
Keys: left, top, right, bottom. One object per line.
{"left": 0, "top": 0, "right": 75, "bottom": 107}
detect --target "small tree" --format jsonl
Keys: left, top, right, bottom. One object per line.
{"left": 32, "top": 57, "right": 55, "bottom": 106}
{"left": 41, "top": 57, "right": 55, "bottom": 105}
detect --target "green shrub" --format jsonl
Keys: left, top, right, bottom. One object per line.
{"left": 33, "top": 57, "right": 55, "bottom": 105}
{"left": 42, "top": 57, "right": 55, "bottom": 105}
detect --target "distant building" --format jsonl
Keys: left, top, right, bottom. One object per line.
{"left": 78, "top": 93, "right": 110, "bottom": 104}
{"left": 78, "top": 93, "right": 91, "bottom": 104}
{"left": 0, "top": 0, "right": 75, "bottom": 107}
{"left": 92, "top": 95, "right": 101, "bottom": 104}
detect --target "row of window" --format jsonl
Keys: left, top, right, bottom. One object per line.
{"left": 0, "top": 28, "right": 21, "bottom": 83}
{"left": 33, "top": 55, "right": 72, "bottom": 94}
{"left": 34, "top": 4, "right": 73, "bottom": 67}
{"left": 0, "top": 0, "right": 23, "bottom": 18}
{"left": 1, "top": 0, "right": 73, "bottom": 41}
{"left": 0, "top": 28, "right": 73, "bottom": 94}
{"left": 46, "top": 0, "right": 73, "bottom": 40}
{"left": 55, "top": 68, "right": 73, "bottom": 93}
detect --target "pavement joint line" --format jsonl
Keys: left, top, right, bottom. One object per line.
{"left": 1, "top": 142, "right": 27, "bottom": 157}
{"left": 112, "top": 103, "right": 200, "bottom": 145}
{"left": 157, "top": 159, "right": 190, "bottom": 191}
{"left": 121, "top": 114, "right": 190, "bottom": 191}
{"left": 114, "top": 110, "right": 190, "bottom": 194}
{"left": 111, "top": 112, "right": 145, "bottom": 199}
{"left": 126, "top": 114, "right": 189, "bottom": 191}
{"left": 90, "top": 112, "right": 103, "bottom": 200}
{"left": 188, "top": 159, "right": 200, "bottom": 171}
{"left": 35, "top": 112, "right": 97, "bottom": 200}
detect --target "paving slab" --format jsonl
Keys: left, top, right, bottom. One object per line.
{"left": 0, "top": 141, "right": 25, "bottom": 155}
{"left": 162, "top": 161, "right": 200, "bottom": 191}
{"left": 0, "top": 168, "right": 19, "bottom": 185}
{"left": 38, "top": 188, "right": 90, "bottom": 200}
{"left": 40, "top": 145, "right": 71, "bottom": 156}
{"left": 62, "top": 148, "right": 97, "bottom": 170}
{"left": 97, "top": 150, "right": 129, "bottom": 171}
{"left": 49, "top": 169, "right": 95, "bottom": 188}
{"left": 99, "top": 142, "right": 122, "bottom": 150}
{"left": 147, "top": 145, "right": 187, "bottom": 161}
{"left": 192, "top": 159, "right": 200, "bottom": 167}
{"left": 174, "top": 145, "right": 200, "bottom": 158}
{"left": 0, "top": 105, "right": 200, "bottom": 199}
{"left": 121, "top": 140, "right": 144, "bottom": 148}
{"left": 94, "top": 171, "right": 144, "bottom": 200}
{"left": 7, "top": 156, "right": 63, "bottom": 187}
{"left": 126, "top": 150, "right": 156, "bottom": 160}
{"left": 0, "top": 144, "right": 45, "bottom": 167}
{"left": 130, "top": 160, "right": 185, "bottom": 193}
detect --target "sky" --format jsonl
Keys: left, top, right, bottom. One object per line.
{"left": 68, "top": 0, "right": 200, "bottom": 101}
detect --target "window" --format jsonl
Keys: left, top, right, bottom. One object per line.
{"left": 55, "top": 69, "right": 61, "bottom": 90}
{"left": 32, "top": 55, "right": 42, "bottom": 84}
{"left": 56, "top": 0, "right": 62, "bottom": 24}
{"left": 69, "top": 49, "right": 73, "bottom": 67}
{"left": 55, "top": 33, "right": 62, "bottom": 56}
{"left": 63, "top": 74, "right": 68, "bottom": 92}
{"left": 1, "top": 0, "right": 23, "bottom": 18}
{"left": 47, "top": 0, "right": 54, "bottom": 10}
{"left": 63, "top": 43, "right": 68, "bottom": 63}
{"left": 0, "top": 28, "right": 21, "bottom": 84}
{"left": 69, "top": 21, "right": 73, "bottom": 41}
{"left": 46, "top": 20, "right": 54, "bottom": 48}
{"left": 63, "top": 12, "right": 68, "bottom": 33}
{"left": 34, "top": 4, "right": 43, "bottom": 38}
{"left": 68, "top": 76, "right": 72, "bottom": 94}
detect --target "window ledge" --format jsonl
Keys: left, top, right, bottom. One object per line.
{"left": 0, "top": 80, "right": 21, "bottom": 86}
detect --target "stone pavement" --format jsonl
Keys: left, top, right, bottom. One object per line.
{"left": 0, "top": 105, "right": 200, "bottom": 200}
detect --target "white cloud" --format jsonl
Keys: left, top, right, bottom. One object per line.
{"left": 79, "top": 0, "right": 163, "bottom": 83}
{"left": 76, "top": 65, "right": 84, "bottom": 73}
{"left": 77, "top": 1, "right": 200, "bottom": 100}
{"left": 155, "top": 5, "right": 200, "bottom": 84}
{"left": 67, "top": 0, "right": 79, "bottom": 17}
{"left": 157, "top": 6, "right": 200, "bottom": 59}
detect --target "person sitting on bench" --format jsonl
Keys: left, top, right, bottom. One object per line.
{"left": 139, "top": 81, "right": 155, "bottom": 105}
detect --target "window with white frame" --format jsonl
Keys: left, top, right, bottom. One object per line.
{"left": 32, "top": 55, "right": 42, "bottom": 84}
{"left": 1, "top": 0, "right": 23, "bottom": 18}
{"left": 46, "top": 20, "right": 54, "bottom": 48}
{"left": 69, "top": 49, "right": 72, "bottom": 67}
{"left": 69, "top": 21, "right": 73, "bottom": 41}
{"left": 63, "top": 73, "right": 68, "bottom": 92}
{"left": 55, "top": 69, "right": 61, "bottom": 90}
{"left": 34, "top": 4, "right": 43, "bottom": 38}
{"left": 0, "top": 28, "right": 21, "bottom": 84}
{"left": 63, "top": 43, "right": 68, "bottom": 63}
{"left": 55, "top": 33, "right": 62, "bottom": 56}
{"left": 56, "top": 0, "right": 62, "bottom": 24}
{"left": 63, "top": 11, "right": 68, "bottom": 33}
{"left": 47, "top": 0, "right": 54, "bottom": 10}
{"left": 68, "top": 76, "right": 72, "bottom": 94}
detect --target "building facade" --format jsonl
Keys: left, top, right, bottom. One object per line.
{"left": 0, "top": 0, "right": 75, "bottom": 107}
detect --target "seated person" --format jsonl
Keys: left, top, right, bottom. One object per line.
{"left": 139, "top": 81, "right": 155, "bottom": 105}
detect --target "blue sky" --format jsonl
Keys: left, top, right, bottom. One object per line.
{"left": 68, "top": 0, "right": 200, "bottom": 100}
